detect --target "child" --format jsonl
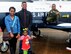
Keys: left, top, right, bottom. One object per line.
{"left": 19, "top": 28, "right": 35, "bottom": 54}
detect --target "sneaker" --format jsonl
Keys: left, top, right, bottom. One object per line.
{"left": 66, "top": 47, "right": 71, "bottom": 51}
{"left": 28, "top": 51, "right": 35, "bottom": 54}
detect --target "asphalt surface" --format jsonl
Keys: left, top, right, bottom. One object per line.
{"left": 0, "top": 28, "right": 71, "bottom": 54}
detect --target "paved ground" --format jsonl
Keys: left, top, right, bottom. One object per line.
{"left": 1, "top": 28, "right": 71, "bottom": 54}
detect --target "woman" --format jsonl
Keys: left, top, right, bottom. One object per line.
{"left": 5, "top": 7, "right": 20, "bottom": 54}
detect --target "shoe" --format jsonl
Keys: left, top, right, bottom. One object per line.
{"left": 19, "top": 53, "right": 23, "bottom": 54}
{"left": 66, "top": 47, "right": 71, "bottom": 51}
{"left": 28, "top": 51, "right": 35, "bottom": 54}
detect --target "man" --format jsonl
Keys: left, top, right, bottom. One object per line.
{"left": 47, "top": 4, "right": 60, "bottom": 24}
{"left": 17, "top": 1, "right": 33, "bottom": 54}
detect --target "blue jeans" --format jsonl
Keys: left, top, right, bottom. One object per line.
{"left": 19, "top": 29, "right": 32, "bottom": 54}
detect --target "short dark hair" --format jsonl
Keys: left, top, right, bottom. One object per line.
{"left": 22, "top": 1, "right": 26, "bottom": 4}
{"left": 52, "top": 4, "right": 56, "bottom": 6}
{"left": 9, "top": 7, "right": 16, "bottom": 12}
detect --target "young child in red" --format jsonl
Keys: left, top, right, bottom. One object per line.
{"left": 19, "top": 28, "right": 35, "bottom": 54}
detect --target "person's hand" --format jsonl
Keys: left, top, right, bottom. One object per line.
{"left": 56, "top": 12, "right": 59, "bottom": 15}
{"left": 31, "top": 35, "right": 36, "bottom": 39}
{"left": 9, "top": 32, "right": 14, "bottom": 38}
{"left": 16, "top": 34, "right": 20, "bottom": 39}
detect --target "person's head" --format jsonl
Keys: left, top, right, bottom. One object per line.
{"left": 21, "top": 1, "right": 27, "bottom": 10}
{"left": 52, "top": 4, "right": 56, "bottom": 10}
{"left": 23, "top": 28, "right": 28, "bottom": 36}
{"left": 23, "top": 30, "right": 28, "bottom": 36}
{"left": 9, "top": 7, "right": 16, "bottom": 16}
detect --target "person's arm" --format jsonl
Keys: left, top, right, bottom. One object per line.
{"left": 19, "top": 36, "right": 24, "bottom": 40}
{"left": 27, "top": 35, "right": 31, "bottom": 39}
{"left": 5, "top": 16, "right": 11, "bottom": 33}
{"left": 5, "top": 16, "right": 14, "bottom": 38}
{"left": 17, "top": 17, "right": 20, "bottom": 34}
{"left": 16, "top": 12, "right": 23, "bottom": 28}
{"left": 27, "top": 35, "right": 36, "bottom": 39}
{"left": 55, "top": 10, "right": 61, "bottom": 23}
{"left": 16, "top": 17, "right": 20, "bottom": 39}
{"left": 29, "top": 12, "right": 32, "bottom": 28}
{"left": 57, "top": 11, "right": 61, "bottom": 18}
{"left": 48, "top": 10, "right": 52, "bottom": 17}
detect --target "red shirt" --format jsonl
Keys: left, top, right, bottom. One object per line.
{"left": 19, "top": 35, "right": 31, "bottom": 50}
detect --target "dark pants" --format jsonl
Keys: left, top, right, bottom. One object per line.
{"left": 9, "top": 33, "right": 18, "bottom": 54}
